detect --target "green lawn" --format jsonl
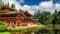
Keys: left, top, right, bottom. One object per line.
{"left": 0, "top": 32, "right": 11, "bottom": 34}
{"left": 0, "top": 25, "right": 45, "bottom": 34}
{"left": 7, "top": 25, "right": 45, "bottom": 32}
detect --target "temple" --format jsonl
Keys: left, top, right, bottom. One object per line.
{"left": 0, "top": 5, "right": 38, "bottom": 27}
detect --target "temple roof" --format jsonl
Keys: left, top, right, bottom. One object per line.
{"left": 1, "top": 5, "right": 15, "bottom": 11}
{"left": 23, "top": 11, "right": 32, "bottom": 17}
{"left": 0, "top": 5, "right": 32, "bottom": 17}
{"left": 0, "top": 5, "right": 15, "bottom": 13}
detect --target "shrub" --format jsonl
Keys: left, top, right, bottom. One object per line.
{"left": 0, "top": 25, "right": 7, "bottom": 32}
{"left": 0, "top": 21, "right": 4, "bottom": 25}
{"left": 0, "top": 32, "right": 11, "bottom": 34}
{"left": 37, "top": 22, "right": 41, "bottom": 25}
{"left": 22, "top": 23, "right": 28, "bottom": 26}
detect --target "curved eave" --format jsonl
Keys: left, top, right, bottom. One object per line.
{"left": 0, "top": 11, "right": 20, "bottom": 15}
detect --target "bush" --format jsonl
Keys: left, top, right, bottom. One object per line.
{"left": 22, "top": 23, "right": 28, "bottom": 26}
{"left": 0, "top": 32, "right": 11, "bottom": 34}
{"left": 0, "top": 25, "right": 7, "bottom": 32}
{"left": 37, "top": 22, "right": 41, "bottom": 25}
{"left": 7, "top": 25, "right": 44, "bottom": 32}
{"left": 0, "top": 21, "right": 4, "bottom": 25}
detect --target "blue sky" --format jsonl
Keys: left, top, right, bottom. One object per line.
{"left": 2, "top": 0, "right": 60, "bottom": 15}
{"left": 16, "top": 0, "right": 60, "bottom": 6}
{"left": 16, "top": 0, "right": 60, "bottom": 14}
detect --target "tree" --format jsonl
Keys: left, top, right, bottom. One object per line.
{"left": 34, "top": 11, "right": 51, "bottom": 24}
{"left": 57, "top": 11, "right": 60, "bottom": 24}
{"left": 7, "top": 2, "right": 9, "bottom": 6}
{"left": 0, "top": 0, "right": 3, "bottom": 10}
{"left": 11, "top": 4, "right": 15, "bottom": 8}
{"left": 52, "top": 10, "right": 58, "bottom": 24}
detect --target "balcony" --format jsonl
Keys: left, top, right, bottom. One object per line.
{"left": 0, "top": 17, "right": 24, "bottom": 21}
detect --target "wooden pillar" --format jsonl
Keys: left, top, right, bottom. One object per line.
{"left": 16, "top": 16, "right": 18, "bottom": 27}
{"left": 16, "top": 21, "right": 18, "bottom": 27}
{"left": 4, "top": 21, "right": 6, "bottom": 26}
{"left": 31, "top": 20, "right": 33, "bottom": 24}
{"left": 28, "top": 20, "right": 29, "bottom": 24}
{"left": 20, "top": 20, "right": 22, "bottom": 26}
{"left": 21, "top": 21, "right": 23, "bottom": 26}
{"left": 28, "top": 21, "right": 30, "bottom": 24}
{"left": 10, "top": 21, "right": 12, "bottom": 27}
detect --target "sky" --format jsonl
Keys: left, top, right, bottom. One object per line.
{"left": 2, "top": 0, "right": 60, "bottom": 15}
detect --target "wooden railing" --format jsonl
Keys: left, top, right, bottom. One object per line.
{"left": 0, "top": 17, "right": 33, "bottom": 18}
{"left": 0, "top": 17, "right": 24, "bottom": 20}
{"left": 0, "top": 17, "right": 33, "bottom": 20}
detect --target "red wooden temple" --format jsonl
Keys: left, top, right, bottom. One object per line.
{"left": 0, "top": 5, "right": 38, "bottom": 27}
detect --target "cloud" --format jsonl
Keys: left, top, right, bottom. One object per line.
{"left": 21, "top": 5, "right": 35, "bottom": 15}
{"left": 21, "top": 5, "right": 30, "bottom": 11}
{"left": 2, "top": 0, "right": 60, "bottom": 15}
{"left": 21, "top": 0, "right": 60, "bottom": 14}
{"left": 55, "top": 3, "right": 60, "bottom": 10}
{"left": 2, "top": 0, "right": 22, "bottom": 10}
{"left": 39, "top": 1, "right": 53, "bottom": 9}
{"left": 39, "top": 1, "right": 54, "bottom": 13}
{"left": 21, "top": 1, "right": 54, "bottom": 15}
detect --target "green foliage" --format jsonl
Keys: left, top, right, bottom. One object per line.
{"left": 37, "top": 22, "right": 41, "bottom": 25}
{"left": 34, "top": 10, "right": 60, "bottom": 34}
{"left": 0, "top": 0, "right": 4, "bottom": 10}
{"left": 22, "top": 23, "right": 28, "bottom": 26}
{"left": 11, "top": 4, "right": 15, "bottom": 8}
{"left": 34, "top": 11, "right": 52, "bottom": 24}
{"left": 0, "top": 21, "right": 4, "bottom": 25}
{"left": 34, "top": 10, "right": 60, "bottom": 24}
{"left": 0, "top": 32, "right": 11, "bottom": 34}
{"left": 0, "top": 25, "right": 7, "bottom": 32}
{"left": 0, "top": 21, "right": 7, "bottom": 32}
{"left": 7, "top": 25, "right": 45, "bottom": 32}
{"left": 52, "top": 10, "right": 60, "bottom": 24}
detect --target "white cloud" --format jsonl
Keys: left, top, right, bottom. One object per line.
{"left": 39, "top": 1, "right": 53, "bottom": 9}
{"left": 21, "top": 1, "right": 60, "bottom": 14}
{"left": 21, "top": 5, "right": 35, "bottom": 15}
{"left": 39, "top": 1, "right": 54, "bottom": 13}
{"left": 2, "top": 0, "right": 60, "bottom": 15}
{"left": 21, "top": 5, "right": 30, "bottom": 11}
{"left": 2, "top": 0, "right": 22, "bottom": 10}
{"left": 21, "top": 1, "right": 54, "bottom": 15}
{"left": 55, "top": 3, "right": 60, "bottom": 10}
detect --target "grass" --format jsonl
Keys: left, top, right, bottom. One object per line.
{"left": 0, "top": 32, "right": 11, "bottom": 34}
{"left": 7, "top": 25, "right": 45, "bottom": 32}
{"left": 0, "top": 25, "right": 45, "bottom": 34}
